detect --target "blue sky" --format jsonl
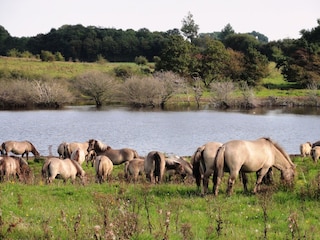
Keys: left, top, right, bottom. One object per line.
{"left": 1, "top": 0, "right": 319, "bottom": 41}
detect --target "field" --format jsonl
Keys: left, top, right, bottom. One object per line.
{"left": 1, "top": 155, "right": 320, "bottom": 239}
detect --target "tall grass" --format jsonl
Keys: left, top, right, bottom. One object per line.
{"left": 1, "top": 155, "right": 320, "bottom": 239}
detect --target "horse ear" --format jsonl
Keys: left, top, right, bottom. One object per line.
{"left": 107, "top": 146, "right": 111, "bottom": 150}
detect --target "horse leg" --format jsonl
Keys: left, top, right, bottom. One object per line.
{"left": 227, "top": 172, "right": 237, "bottom": 196}
{"left": 213, "top": 173, "right": 222, "bottom": 196}
{"left": 241, "top": 172, "right": 249, "bottom": 193}
{"left": 254, "top": 168, "right": 269, "bottom": 193}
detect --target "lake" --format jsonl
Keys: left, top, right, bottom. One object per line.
{"left": 1, "top": 106, "right": 319, "bottom": 157}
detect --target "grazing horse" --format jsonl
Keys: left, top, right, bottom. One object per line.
{"left": 42, "top": 157, "right": 86, "bottom": 184}
{"left": 165, "top": 155, "right": 193, "bottom": 181}
{"left": 87, "top": 139, "right": 139, "bottom": 165}
{"left": 0, "top": 156, "right": 31, "bottom": 182}
{"left": 300, "top": 142, "right": 312, "bottom": 158}
{"left": 144, "top": 151, "right": 166, "bottom": 183}
{"left": 213, "top": 137, "right": 296, "bottom": 196}
{"left": 311, "top": 146, "right": 320, "bottom": 163}
{"left": 1, "top": 140, "right": 40, "bottom": 161}
{"left": 124, "top": 158, "right": 145, "bottom": 182}
{"left": 94, "top": 155, "right": 113, "bottom": 183}
{"left": 190, "top": 142, "right": 222, "bottom": 195}
{"left": 70, "top": 148, "right": 86, "bottom": 165}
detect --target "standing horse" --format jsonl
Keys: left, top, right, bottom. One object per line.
{"left": 124, "top": 158, "right": 145, "bottom": 182}
{"left": 87, "top": 139, "right": 139, "bottom": 165}
{"left": 190, "top": 142, "right": 222, "bottom": 195}
{"left": 0, "top": 156, "right": 31, "bottom": 182}
{"left": 144, "top": 151, "right": 166, "bottom": 183}
{"left": 42, "top": 157, "right": 86, "bottom": 184}
{"left": 311, "top": 146, "right": 320, "bottom": 163}
{"left": 213, "top": 137, "right": 295, "bottom": 196}
{"left": 300, "top": 142, "right": 312, "bottom": 158}
{"left": 57, "top": 142, "right": 67, "bottom": 158}
{"left": 1, "top": 140, "right": 40, "bottom": 161}
{"left": 94, "top": 155, "right": 113, "bottom": 183}
{"left": 64, "top": 141, "right": 89, "bottom": 158}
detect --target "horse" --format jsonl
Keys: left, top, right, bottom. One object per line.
{"left": 64, "top": 141, "right": 89, "bottom": 158}
{"left": 87, "top": 139, "right": 139, "bottom": 165}
{"left": 165, "top": 155, "right": 193, "bottom": 182}
{"left": 190, "top": 142, "right": 222, "bottom": 195}
{"left": 94, "top": 155, "right": 113, "bottom": 183}
{"left": 124, "top": 158, "right": 145, "bottom": 182}
{"left": 311, "top": 146, "right": 320, "bottom": 163}
{"left": 0, "top": 156, "right": 31, "bottom": 182}
{"left": 70, "top": 148, "right": 86, "bottom": 165}
{"left": 312, "top": 141, "right": 320, "bottom": 148}
{"left": 57, "top": 142, "right": 67, "bottom": 158}
{"left": 1, "top": 140, "right": 40, "bottom": 161}
{"left": 300, "top": 142, "right": 312, "bottom": 158}
{"left": 213, "top": 137, "right": 296, "bottom": 196}
{"left": 42, "top": 157, "right": 86, "bottom": 184}
{"left": 144, "top": 151, "right": 166, "bottom": 183}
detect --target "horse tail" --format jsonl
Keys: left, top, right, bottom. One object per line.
{"left": 41, "top": 158, "right": 52, "bottom": 179}
{"left": 154, "top": 152, "right": 161, "bottom": 183}
{"left": 200, "top": 147, "right": 207, "bottom": 175}
{"left": 124, "top": 161, "right": 130, "bottom": 179}
{"left": 191, "top": 147, "right": 203, "bottom": 187}
{"left": 213, "top": 146, "right": 225, "bottom": 183}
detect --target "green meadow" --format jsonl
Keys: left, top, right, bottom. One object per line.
{"left": 1, "top": 155, "right": 320, "bottom": 239}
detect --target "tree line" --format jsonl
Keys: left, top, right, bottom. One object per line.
{"left": 0, "top": 13, "right": 319, "bottom": 109}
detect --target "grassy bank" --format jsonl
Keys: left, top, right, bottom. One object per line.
{"left": 1, "top": 155, "right": 320, "bottom": 239}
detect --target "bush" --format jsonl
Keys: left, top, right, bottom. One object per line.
{"left": 40, "top": 50, "right": 55, "bottom": 62}
{"left": 134, "top": 56, "right": 148, "bottom": 65}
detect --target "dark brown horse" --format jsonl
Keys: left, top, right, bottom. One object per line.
{"left": 87, "top": 139, "right": 139, "bottom": 165}
{"left": 1, "top": 140, "right": 40, "bottom": 161}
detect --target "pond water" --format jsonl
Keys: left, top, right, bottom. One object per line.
{"left": 1, "top": 106, "right": 319, "bottom": 157}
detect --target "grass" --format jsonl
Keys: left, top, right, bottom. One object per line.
{"left": 0, "top": 57, "right": 143, "bottom": 80}
{"left": 1, "top": 155, "right": 320, "bottom": 239}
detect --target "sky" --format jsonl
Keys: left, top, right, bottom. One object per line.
{"left": 0, "top": 0, "right": 319, "bottom": 41}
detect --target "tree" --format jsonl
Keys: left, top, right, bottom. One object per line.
{"left": 196, "top": 38, "right": 230, "bottom": 87}
{"left": 75, "top": 71, "right": 117, "bottom": 107}
{"left": 155, "top": 35, "right": 193, "bottom": 76}
{"left": 220, "top": 23, "right": 235, "bottom": 42}
{"left": 180, "top": 12, "right": 199, "bottom": 42}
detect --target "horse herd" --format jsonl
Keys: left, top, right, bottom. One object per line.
{"left": 0, "top": 138, "right": 320, "bottom": 196}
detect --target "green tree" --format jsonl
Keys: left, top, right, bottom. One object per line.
{"left": 180, "top": 12, "right": 199, "bottom": 42}
{"left": 196, "top": 39, "right": 230, "bottom": 87}
{"left": 220, "top": 23, "right": 235, "bottom": 42}
{"left": 155, "top": 35, "right": 193, "bottom": 76}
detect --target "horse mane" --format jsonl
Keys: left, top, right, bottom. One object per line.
{"left": 95, "top": 140, "right": 108, "bottom": 151}
{"left": 25, "top": 140, "right": 35, "bottom": 148}
{"left": 262, "top": 137, "right": 295, "bottom": 167}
